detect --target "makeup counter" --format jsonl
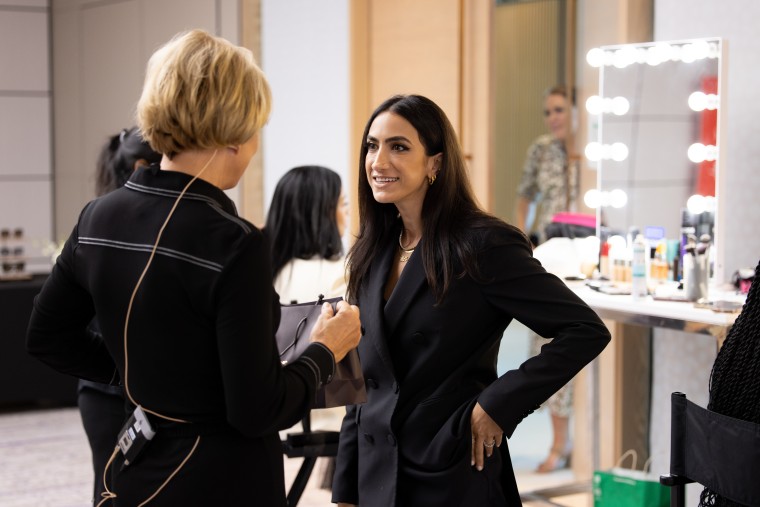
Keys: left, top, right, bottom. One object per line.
{"left": 562, "top": 273, "right": 744, "bottom": 483}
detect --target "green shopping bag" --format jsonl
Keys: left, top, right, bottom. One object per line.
{"left": 593, "top": 450, "right": 669, "bottom": 507}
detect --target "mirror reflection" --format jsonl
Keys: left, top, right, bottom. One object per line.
{"left": 588, "top": 38, "right": 723, "bottom": 280}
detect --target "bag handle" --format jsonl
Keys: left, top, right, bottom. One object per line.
{"left": 615, "top": 449, "right": 638, "bottom": 470}
{"left": 278, "top": 295, "right": 326, "bottom": 358}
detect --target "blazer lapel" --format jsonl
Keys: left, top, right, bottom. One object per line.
{"left": 363, "top": 239, "right": 397, "bottom": 375}
{"left": 384, "top": 243, "right": 426, "bottom": 338}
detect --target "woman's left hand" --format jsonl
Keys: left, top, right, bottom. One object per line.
{"left": 470, "top": 402, "right": 504, "bottom": 471}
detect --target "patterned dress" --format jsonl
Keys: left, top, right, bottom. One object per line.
{"left": 517, "top": 134, "right": 578, "bottom": 245}
{"left": 518, "top": 134, "right": 578, "bottom": 417}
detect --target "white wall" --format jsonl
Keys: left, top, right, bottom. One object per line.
{"left": 0, "top": 0, "right": 52, "bottom": 273}
{"left": 260, "top": 0, "right": 350, "bottom": 217}
{"left": 650, "top": 4, "right": 760, "bottom": 502}
{"left": 655, "top": 0, "right": 760, "bottom": 281}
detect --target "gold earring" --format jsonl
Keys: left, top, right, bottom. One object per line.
{"left": 428, "top": 174, "right": 437, "bottom": 186}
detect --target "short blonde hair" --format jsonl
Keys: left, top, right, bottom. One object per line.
{"left": 137, "top": 29, "right": 271, "bottom": 157}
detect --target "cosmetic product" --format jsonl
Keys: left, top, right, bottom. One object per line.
{"left": 631, "top": 233, "right": 648, "bottom": 300}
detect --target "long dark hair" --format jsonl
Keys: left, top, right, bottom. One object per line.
{"left": 265, "top": 165, "right": 343, "bottom": 279}
{"left": 699, "top": 258, "right": 760, "bottom": 506}
{"left": 346, "top": 94, "right": 508, "bottom": 304}
{"left": 96, "top": 127, "right": 161, "bottom": 196}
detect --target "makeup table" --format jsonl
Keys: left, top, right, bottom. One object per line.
{"left": 568, "top": 283, "right": 741, "bottom": 480}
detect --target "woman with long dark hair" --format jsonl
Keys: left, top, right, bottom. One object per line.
{"left": 332, "top": 94, "right": 610, "bottom": 506}
{"left": 265, "top": 165, "right": 348, "bottom": 304}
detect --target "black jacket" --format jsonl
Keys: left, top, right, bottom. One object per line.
{"left": 332, "top": 224, "right": 610, "bottom": 506}
{"left": 27, "top": 165, "right": 333, "bottom": 505}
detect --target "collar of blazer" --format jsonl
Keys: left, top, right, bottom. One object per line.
{"left": 363, "top": 237, "right": 428, "bottom": 365}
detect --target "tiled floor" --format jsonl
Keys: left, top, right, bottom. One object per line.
{"left": 0, "top": 406, "right": 588, "bottom": 507}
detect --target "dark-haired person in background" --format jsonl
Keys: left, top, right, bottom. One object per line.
{"left": 266, "top": 165, "right": 348, "bottom": 304}
{"left": 77, "top": 126, "right": 161, "bottom": 505}
{"left": 332, "top": 94, "right": 609, "bottom": 507}
{"left": 265, "top": 164, "right": 350, "bottom": 491}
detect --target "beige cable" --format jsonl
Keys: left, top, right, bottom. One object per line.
{"left": 104, "top": 150, "right": 217, "bottom": 505}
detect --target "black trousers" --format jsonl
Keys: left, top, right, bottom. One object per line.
{"left": 77, "top": 380, "right": 127, "bottom": 506}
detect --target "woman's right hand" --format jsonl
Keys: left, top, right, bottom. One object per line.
{"left": 310, "top": 301, "right": 361, "bottom": 362}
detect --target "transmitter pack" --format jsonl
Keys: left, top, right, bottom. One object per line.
{"left": 117, "top": 405, "right": 156, "bottom": 466}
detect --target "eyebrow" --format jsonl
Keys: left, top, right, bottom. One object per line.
{"left": 366, "top": 135, "right": 412, "bottom": 144}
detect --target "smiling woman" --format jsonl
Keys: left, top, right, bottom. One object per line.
{"left": 332, "top": 94, "right": 610, "bottom": 507}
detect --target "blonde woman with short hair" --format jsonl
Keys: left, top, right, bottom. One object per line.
{"left": 27, "top": 29, "right": 361, "bottom": 506}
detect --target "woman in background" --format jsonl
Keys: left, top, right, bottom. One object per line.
{"left": 265, "top": 164, "right": 350, "bottom": 491}
{"left": 332, "top": 94, "right": 609, "bottom": 506}
{"left": 266, "top": 165, "right": 349, "bottom": 304}
{"left": 515, "top": 85, "right": 579, "bottom": 472}
{"left": 77, "top": 127, "right": 161, "bottom": 505}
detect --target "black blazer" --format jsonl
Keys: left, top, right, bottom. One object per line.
{"left": 333, "top": 224, "right": 610, "bottom": 506}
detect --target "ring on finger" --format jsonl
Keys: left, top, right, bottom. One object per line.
{"left": 483, "top": 439, "right": 496, "bottom": 448}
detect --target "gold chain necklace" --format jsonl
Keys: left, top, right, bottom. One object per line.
{"left": 398, "top": 229, "right": 415, "bottom": 262}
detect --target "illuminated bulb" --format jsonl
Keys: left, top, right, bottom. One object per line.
{"left": 607, "top": 235, "right": 627, "bottom": 252}
{"left": 613, "top": 49, "right": 629, "bottom": 68}
{"left": 586, "top": 95, "right": 604, "bottom": 115}
{"left": 704, "top": 195, "right": 717, "bottom": 212}
{"left": 654, "top": 43, "right": 673, "bottom": 63}
{"left": 609, "top": 189, "right": 628, "bottom": 209}
{"left": 584, "top": 189, "right": 601, "bottom": 209}
{"left": 705, "top": 94, "right": 719, "bottom": 110}
{"left": 646, "top": 46, "right": 661, "bottom": 66}
{"left": 611, "top": 142, "right": 629, "bottom": 162}
{"left": 688, "top": 91, "right": 707, "bottom": 111}
{"left": 707, "top": 42, "right": 720, "bottom": 59}
{"left": 586, "top": 48, "right": 604, "bottom": 67}
{"left": 611, "top": 96, "right": 630, "bottom": 115}
{"left": 681, "top": 43, "right": 697, "bottom": 63}
{"left": 688, "top": 143, "right": 706, "bottom": 163}
{"left": 585, "top": 142, "right": 602, "bottom": 162}
{"left": 692, "top": 40, "right": 710, "bottom": 60}
{"left": 598, "top": 191, "right": 611, "bottom": 208}
{"left": 687, "top": 194, "right": 707, "bottom": 214}
{"left": 704, "top": 145, "right": 717, "bottom": 161}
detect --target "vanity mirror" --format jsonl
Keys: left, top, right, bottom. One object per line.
{"left": 586, "top": 37, "right": 726, "bottom": 282}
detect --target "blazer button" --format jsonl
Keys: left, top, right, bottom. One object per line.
{"left": 392, "top": 381, "right": 400, "bottom": 394}
{"left": 364, "top": 433, "right": 374, "bottom": 444}
{"left": 386, "top": 434, "right": 397, "bottom": 446}
{"left": 412, "top": 332, "right": 426, "bottom": 344}
{"left": 366, "top": 378, "right": 378, "bottom": 389}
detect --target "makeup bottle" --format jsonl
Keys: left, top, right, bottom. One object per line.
{"left": 631, "top": 233, "right": 648, "bottom": 299}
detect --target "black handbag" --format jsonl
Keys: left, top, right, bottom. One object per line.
{"left": 275, "top": 295, "right": 366, "bottom": 408}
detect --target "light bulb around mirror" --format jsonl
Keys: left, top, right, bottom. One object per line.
{"left": 688, "top": 91, "right": 707, "bottom": 111}
{"left": 609, "top": 189, "right": 628, "bottom": 209}
{"left": 585, "top": 142, "right": 602, "bottom": 162}
{"left": 586, "top": 48, "right": 604, "bottom": 68}
{"left": 611, "top": 97, "right": 630, "bottom": 115}
{"left": 687, "top": 143, "right": 717, "bottom": 163}
{"left": 688, "top": 92, "right": 719, "bottom": 111}
{"left": 688, "top": 143, "right": 706, "bottom": 163}
{"left": 586, "top": 95, "right": 603, "bottom": 115}
{"left": 610, "top": 142, "right": 629, "bottom": 162}
{"left": 687, "top": 194, "right": 707, "bottom": 214}
{"left": 584, "top": 189, "right": 601, "bottom": 209}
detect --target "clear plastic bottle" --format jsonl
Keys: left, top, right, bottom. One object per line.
{"left": 631, "top": 233, "right": 648, "bottom": 299}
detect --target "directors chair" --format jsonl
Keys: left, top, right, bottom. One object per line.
{"left": 660, "top": 392, "right": 760, "bottom": 507}
{"left": 282, "top": 413, "right": 339, "bottom": 507}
